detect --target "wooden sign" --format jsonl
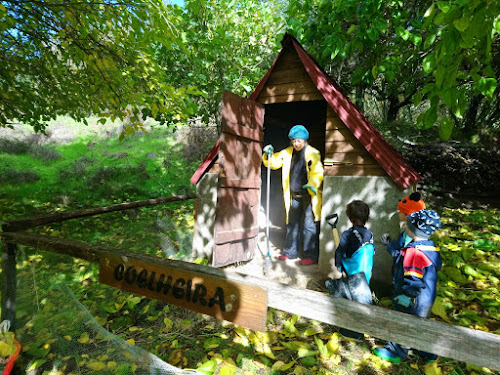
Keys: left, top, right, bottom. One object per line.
{"left": 99, "top": 255, "right": 268, "bottom": 331}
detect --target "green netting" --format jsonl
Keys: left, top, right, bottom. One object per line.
{"left": 12, "top": 249, "right": 202, "bottom": 375}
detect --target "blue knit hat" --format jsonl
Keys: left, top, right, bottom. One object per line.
{"left": 406, "top": 209, "right": 441, "bottom": 239}
{"left": 288, "top": 125, "right": 309, "bottom": 140}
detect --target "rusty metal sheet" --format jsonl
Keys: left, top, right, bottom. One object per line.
{"left": 219, "top": 132, "right": 262, "bottom": 185}
{"left": 213, "top": 91, "right": 264, "bottom": 268}
{"left": 212, "top": 238, "right": 257, "bottom": 270}
{"left": 214, "top": 186, "right": 260, "bottom": 244}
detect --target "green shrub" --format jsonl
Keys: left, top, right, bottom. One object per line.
{"left": 59, "top": 157, "right": 95, "bottom": 180}
{"left": 0, "top": 139, "right": 30, "bottom": 154}
{"left": 0, "top": 168, "right": 40, "bottom": 184}
{"left": 0, "top": 139, "right": 61, "bottom": 162}
{"left": 177, "top": 126, "right": 218, "bottom": 164}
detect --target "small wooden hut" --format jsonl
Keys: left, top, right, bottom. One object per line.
{"left": 190, "top": 34, "right": 420, "bottom": 292}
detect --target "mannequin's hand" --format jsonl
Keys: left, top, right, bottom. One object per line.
{"left": 302, "top": 184, "right": 317, "bottom": 195}
{"left": 263, "top": 145, "right": 274, "bottom": 155}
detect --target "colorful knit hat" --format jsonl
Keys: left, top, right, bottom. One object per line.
{"left": 288, "top": 125, "right": 309, "bottom": 140}
{"left": 406, "top": 209, "right": 441, "bottom": 239}
{"left": 397, "top": 192, "right": 426, "bottom": 215}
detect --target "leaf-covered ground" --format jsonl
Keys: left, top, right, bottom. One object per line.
{"left": 401, "top": 142, "right": 500, "bottom": 209}
{"left": 9, "top": 206, "right": 499, "bottom": 375}
{"left": 1, "top": 123, "right": 499, "bottom": 375}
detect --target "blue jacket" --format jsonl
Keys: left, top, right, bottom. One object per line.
{"left": 389, "top": 239, "right": 442, "bottom": 318}
{"left": 336, "top": 226, "right": 374, "bottom": 283}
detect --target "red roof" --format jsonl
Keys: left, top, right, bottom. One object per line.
{"left": 191, "top": 34, "right": 420, "bottom": 189}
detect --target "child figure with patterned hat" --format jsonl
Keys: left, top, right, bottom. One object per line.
{"left": 373, "top": 208, "right": 442, "bottom": 363}
{"left": 381, "top": 191, "right": 426, "bottom": 252}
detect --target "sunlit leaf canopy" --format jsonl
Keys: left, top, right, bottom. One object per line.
{"left": 1, "top": 0, "right": 498, "bottom": 141}
{"left": 285, "top": 0, "right": 500, "bottom": 140}
{"left": 0, "top": 0, "right": 201, "bottom": 133}
{"left": 156, "top": 0, "right": 285, "bottom": 124}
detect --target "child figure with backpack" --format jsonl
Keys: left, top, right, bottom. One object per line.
{"left": 373, "top": 208, "right": 442, "bottom": 363}
{"left": 326, "top": 200, "right": 374, "bottom": 340}
{"left": 335, "top": 200, "right": 375, "bottom": 285}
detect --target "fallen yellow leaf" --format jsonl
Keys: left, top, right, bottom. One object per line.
{"left": 271, "top": 361, "right": 285, "bottom": 370}
{"left": 0, "top": 342, "right": 16, "bottom": 357}
{"left": 326, "top": 338, "right": 340, "bottom": 354}
{"left": 330, "top": 354, "right": 341, "bottom": 365}
{"left": 86, "top": 361, "right": 106, "bottom": 371}
{"left": 77, "top": 332, "right": 90, "bottom": 344}
{"left": 280, "top": 360, "right": 296, "bottom": 371}
{"left": 424, "top": 361, "right": 443, "bottom": 375}
{"left": 168, "top": 349, "right": 183, "bottom": 365}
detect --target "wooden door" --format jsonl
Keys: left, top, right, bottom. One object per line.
{"left": 212, "top": 91, "right": 265, "bottom": 267}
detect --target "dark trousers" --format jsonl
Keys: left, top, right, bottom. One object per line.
{"left": 283, "top": 195, "right": 319, "bottom": 261}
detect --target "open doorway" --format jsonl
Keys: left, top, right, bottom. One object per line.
{"left": 260, "top": 100, "right": 327, "bottom": 248}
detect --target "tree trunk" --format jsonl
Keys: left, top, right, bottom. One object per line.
{"left": 387, "top": 95, "right": 399, "bottom": 122}
{"left": 355, "top": 86, "right": 364, "bottom": 112}
{"left": 462, "top": 94, "right": 483, "bottom": 137}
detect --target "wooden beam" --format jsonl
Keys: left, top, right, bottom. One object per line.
{"left": 259, "top": 81, "right": 320, "bottom": 98}
{"left": 1, "top": 240, "right": 17, "bottom": 330}
{"left": 266, "top": 68, "right": 311, "bottom": 85}
{"left": 221, "top": 119, "right": 264, "bottom": 142}
{"left": 273, "top": 52, "right": 303, "bottom": 70}
{"left": 324, "top": 164, "right": 387, "bottom": 176}
{"left": 3, "top": 231, "right": 500, "bottom": 370}
{"left": 324, "top": 151, "right": 377, "bottom": 165}
{"left": 258, "top": 93, "right": 324, "bottom": 104}
{"left": 324, "top": 141, "right": 365, "bottom": 153}
{"left": 2, "top": 195, "right": 196, "bottom": 232}
{"left": 326, "top": 114, "right": 346, "bottom": 130}
{"left": 325, "top": 129, "right": 357, "bottom": 143}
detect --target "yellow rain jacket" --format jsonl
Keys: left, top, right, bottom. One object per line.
{"left": 263, "top": 145, "right": 324, "bottom": 224}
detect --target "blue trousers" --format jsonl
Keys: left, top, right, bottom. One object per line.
{"left": 283, "top": 195, "right": 319, "bottom": 261}
{"left": 384, "top": 304, "right": 437, "bottom": 361}
{"left": 384, "top": 341, "right": 437, "bottom": 361}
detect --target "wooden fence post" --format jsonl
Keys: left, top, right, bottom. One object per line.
{"left": 1, "top": 240, "right": 17, "bottom": 330}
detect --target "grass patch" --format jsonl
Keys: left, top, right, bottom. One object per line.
{"left": 0, "top": 125, "right": 205, "bottom": 218}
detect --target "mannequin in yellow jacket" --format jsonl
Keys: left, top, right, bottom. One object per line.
{"left": 262, "top": 125, "right": 324, "bottom": 265}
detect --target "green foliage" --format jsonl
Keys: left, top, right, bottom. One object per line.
{"left": 285, "top": 0, "right": 500, "bottom": 140}
{"left": 155, "top": 0, "right": 286, "bottom": 124}
{"left": 0, "top": 0, "right": 202, "bottom": 134}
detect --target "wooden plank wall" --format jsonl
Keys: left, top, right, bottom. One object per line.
{"left": 256, "top": 48, "right": 323, "bottom": 104}
{"left": 324, "top": 107, "right": 386, "bottom": 177}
